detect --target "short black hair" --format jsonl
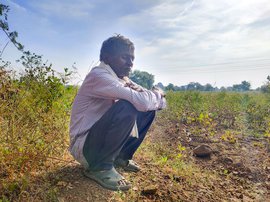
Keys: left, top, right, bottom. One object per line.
{"left": 100, "top": 34, "right": 134, "bottom": 61}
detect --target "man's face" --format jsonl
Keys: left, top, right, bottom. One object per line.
{"left": 106, "top": 48, "right": 135, "bottom": 78}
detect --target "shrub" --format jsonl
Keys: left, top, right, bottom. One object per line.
{"left": 0, "top": 55, "right": 76, "bottom": 199}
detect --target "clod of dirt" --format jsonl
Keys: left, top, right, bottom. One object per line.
{"left": 232, "top": 162, "right": 244, "bottom": 168}
{"left": 141, "top": 185, "right": 158, "bottom": 195}
{"left": 222, "top": 157, "right": 234, "bottom": 165}
{"left": 163, "top": 174, "right": 170, "bottom": 180}
{"left": 193, "top": 144, "right": 213, "bottom": 157}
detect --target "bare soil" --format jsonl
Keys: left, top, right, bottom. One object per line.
{"left": 52, "top": 118, "right": 270, "bottom": 202}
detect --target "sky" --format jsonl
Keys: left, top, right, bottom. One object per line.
{"left": 1, "top": 0, "right": 270, "bottom": 88}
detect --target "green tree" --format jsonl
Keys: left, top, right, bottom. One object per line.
{"left": 261, "top": 75, "right": 270, "bottom": 93}
{"left": 204, "top": 83, "right": 214, "bottom": 91}
{"left": 156, "top": 82, "right": 164, "bottom": 90}
{"left": 165, "top": 83, "right": 176, "bottom": 91}
{"left": 240, "top": 81, "right": 251, "bottom": 91}
{"left": 186, "top": 82, "right": 203, "bottom": 91}
{"left": 232, "top": 81, "right": 251, "bottom": 91}
{"left": 130, "top": 70, "right": 154, "bottom": 89}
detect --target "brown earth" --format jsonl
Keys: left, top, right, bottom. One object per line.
{"left": 43, "top": 117, "right": 270, "bottom": 202}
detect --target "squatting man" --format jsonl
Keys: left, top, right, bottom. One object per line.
{"left": 69, "top": 35, "right": 166, "bottom": 191}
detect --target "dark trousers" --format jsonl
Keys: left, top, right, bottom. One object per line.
{"left": 82, "top": 100, "right": 155, "bottom": 171}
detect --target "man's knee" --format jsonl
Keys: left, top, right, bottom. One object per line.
{"left": 143, "top": 110, "right": 156, "bottom": 121}
{"left": 116, "top": 100, "right": 137, "bottom": 113}
{"left": 148, "top": 110, "right": 156, "bottom": 119}
{"left": 114, "top": 100, "right": 137, "bottom": 122}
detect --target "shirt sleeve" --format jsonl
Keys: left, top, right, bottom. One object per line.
{"left": 127, "top": 78, "right": 147, "bottom": 91}
{"left": 79, "top": 69, "right": 165, "bottom": 112}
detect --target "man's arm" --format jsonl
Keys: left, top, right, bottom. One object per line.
{"left": 80, "top": 69, "right": 166, "bottom": 112}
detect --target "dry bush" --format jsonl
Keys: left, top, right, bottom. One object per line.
{"left": 0, "top": 57, "right": 76, "bottom": 200}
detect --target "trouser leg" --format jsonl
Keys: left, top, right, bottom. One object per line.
{"left": 82, "top": 100, "right": 137, "bottom": 171}
{"left": 117, "top": 110, "right": 156, "bottom": 160}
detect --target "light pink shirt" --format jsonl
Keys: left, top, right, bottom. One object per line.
{"left": 69, "top": 62, "right": 166, "bottom": 167}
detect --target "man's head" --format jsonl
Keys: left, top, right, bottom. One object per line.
{"left": 100, "top": 35, "right": 135, "bottom": 78}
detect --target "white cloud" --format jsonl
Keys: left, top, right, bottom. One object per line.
{"left": 122, "top": 0, "right": 270, "bottom": 59}
{"left": 118, "top": 0, "right": 270, "bottom": 88}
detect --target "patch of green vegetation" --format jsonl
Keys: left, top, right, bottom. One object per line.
{"left": 0, "top": 52, "right": 76, "bottom": 200}
{"left": 163, "top": 91, "right": 270, "bottom": 136}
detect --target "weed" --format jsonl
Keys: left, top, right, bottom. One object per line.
{"left": 221, "top": 131, "right": 238, "bottom": 144}
{"left": 159, "top": 156, "right": 168, "bottom": 165}
{"left": 223, "top": 169, "right": 229, "bottom": 175}
{"left": 252, "top": 142, "right": 264, "bottom": 148}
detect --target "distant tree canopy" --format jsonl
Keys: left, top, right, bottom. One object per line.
{"left": 130, "top": 70, "right": 154, "bottom": 89}
{"left": 156, "top": 82, "right": 164, "bottom": 89}
{"left": 165, "top": 83, "right": 175, "bottom": 91}
{"left": 129, "top": 71, "right": 265, "bottom": 93}
{"left": 164, "top": 82, "right": 216, "bottom": 92}
{"left": 232, "top": 81, "right": 251, "bottom": 92}
{"left": 260, "top": 75, "right": 270, "bottom": 94}
{"left": 159, "top": 80, "right": 256, "bottom": 92}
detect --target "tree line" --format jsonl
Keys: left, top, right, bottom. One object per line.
{"left": 130, "top": 69, "right": 270, "bottom": 93}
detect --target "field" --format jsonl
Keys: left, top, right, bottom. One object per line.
{"left": 1, "top": 1, "right": 270, "bottom": 201}
{"left": 1, "top": 68, "right": 270, "bottom": 202}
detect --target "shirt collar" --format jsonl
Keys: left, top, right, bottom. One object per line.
{"left": 99, "top": 61, "right": 118, "bottom": 79}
